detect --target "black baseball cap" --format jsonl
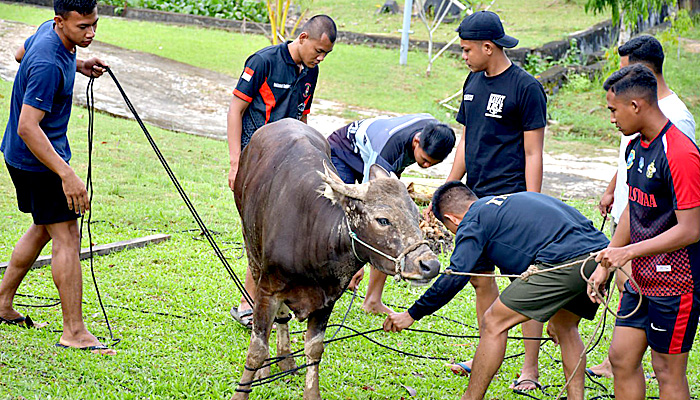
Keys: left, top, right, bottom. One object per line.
{"left": 456, "top": 11, "right": 518, "bottom": 48}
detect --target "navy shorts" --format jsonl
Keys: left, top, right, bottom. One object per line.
{"left": 6, "top": 163, "right": 80, "bottom": 225}
{"left": 616, "top": 281, "right": 700, "bottom": 354}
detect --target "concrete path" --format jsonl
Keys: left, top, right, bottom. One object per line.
{"left": 0, "top": 19, "right": 616, "bottom": 199}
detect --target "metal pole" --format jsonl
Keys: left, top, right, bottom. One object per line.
{"left": 399, "top": 0, "right": 413, "bottom": 65}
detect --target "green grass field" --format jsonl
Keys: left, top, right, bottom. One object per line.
{"left": 0, "top": 78, "right": 696, "bottom": 399}
{"left": 0, "top": 2, "right": 699, "bottom": 398}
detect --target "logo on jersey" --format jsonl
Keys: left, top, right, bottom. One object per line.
{"left": 646, "top": 160, "right": 656, "bottom": 179}
{"left": 637, "top": 156, "right": 645, "bottom": 174}
{"left": 485, "top": 93, "right": 506, "bottom": 119}
{"left": 629, "top": 186, "right": 657, "bottom": 208}
{"left": 464, "top": 94, "right": 474, "bottom": 101}
{"left": 304, "top": 83, "right": 312, "bottom": 98}
{"left": 273, "top": 82, "right": 291, "bottom": 89}
{"left": 485, "top": 194, "right": 513, "bottom": 206}
{"left": 626, "top": 150, "right": 635, "bottom": 169}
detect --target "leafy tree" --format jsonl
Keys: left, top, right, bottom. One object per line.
{"left": 585, "top": 0, "right": 672, "bottom": 29}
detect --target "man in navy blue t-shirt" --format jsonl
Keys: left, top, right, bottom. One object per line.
{"left": 0, "top": 0, "right": 114, "bottom": 355}
{"left": 384, "top": 182, "right": 609, "bottom": 400}
{"left": 442, "top": 10, "right": 548, "bottom": 389}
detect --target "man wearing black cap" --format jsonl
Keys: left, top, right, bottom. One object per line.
{"left": 443, "top": 11, "right": 548, "bottom": 391}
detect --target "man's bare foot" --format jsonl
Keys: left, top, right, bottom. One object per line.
{"left": 447, "top": 360, "right": 472, "bottom": 376}
{"left": 361, "top": 300, "right": 393, "bottom": 315}
{"left": 57, "top": 332, "right": 116, "bottom": 355}
{"left": 510, "top": 368, "right": 540, "bottom": 391}
{"left": 586, "top": 358, "right": 613, "bottom": 378}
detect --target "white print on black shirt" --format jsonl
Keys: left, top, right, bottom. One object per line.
{"left": 485, "top": 93, "right": 506, "bottom": 118}
{"left": 464, "top": 94, "right": 474, "bottom": 101}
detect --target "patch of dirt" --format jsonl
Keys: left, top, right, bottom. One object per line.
{"left": 681, "top": 37, "right": 700, "bottom": 54}
{"left": 0, "top": 19, "right": 616, "bottom": 199}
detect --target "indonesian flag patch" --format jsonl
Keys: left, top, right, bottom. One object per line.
{"left": 241, "top": 67, "right": 254, "bottom": 82}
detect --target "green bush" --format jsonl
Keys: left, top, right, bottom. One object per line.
{"left": 102, "top": 0, "right": 269, "bottom": 22}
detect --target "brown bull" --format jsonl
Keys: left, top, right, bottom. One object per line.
{"left": 232, "top": 118, "right": 440, "bottom": 400}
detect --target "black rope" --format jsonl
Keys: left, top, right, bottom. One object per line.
{"left": 80, "top": 75, "right": 119, "bottom": 346}
{"left": 101, "top": 66, "right": 253, "bottom": 307}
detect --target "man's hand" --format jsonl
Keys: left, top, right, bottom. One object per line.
{"left": 347, "top": 268, "right": 364, "bottom": 292}
{"left": 228, "top": 162, "right": 239, "bottom": 192}
{"left": 383, "top": 311, "right": 415, "bottom": 333}
{"left": 79, "top": 57, "right": 107, "bottom": 78}
{"left": 595, "top": 247, "right": 634, "bottom": 270}
{"left": 587, "top": 265, "right": 610, "bottom": 304}
{"left": 598, "top": 192, "right": 614, "bottom": 217}
{"left": 61, "top": 170, "right": 90, "bottom": 215}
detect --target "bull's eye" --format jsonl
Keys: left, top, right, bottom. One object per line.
{"left": 376, "top": 218, "right": 391, "bottom": 226}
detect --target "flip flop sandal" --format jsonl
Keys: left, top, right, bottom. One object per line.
{"left": 0, "top": 315, "right": 34, "bottom": 328}
{"left": 448, "top": 362, "right": 471, "bottom": 376}
{"left": 585, "top": 367, "right": 603, "bottom": 378}
{"left": 230, "top": 307, "right": 254, "bottom": 329}
{"left": 511, "top": 378, "right": 543, "bottom": 392}
{"left": 55, "top": 343, "right": 114, "bottom": 353}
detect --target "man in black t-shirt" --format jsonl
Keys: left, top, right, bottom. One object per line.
{"left": 227, "top": 15, "right": 336, "bottom": 328}
{"left": 384, "top": 182, "right": 609, "bottom": 400}
{"left": 442, "top": 11, "right": 548, "bottom": 390}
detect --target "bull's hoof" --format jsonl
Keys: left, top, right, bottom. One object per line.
{"left": 231, "top": 389, "right": 250, "bottom": 400}
{"left": 278, "top": 357, "right": 297, "bottom": 373}
{"left": 254, "top": 365, "right": 271, "bottom": 380}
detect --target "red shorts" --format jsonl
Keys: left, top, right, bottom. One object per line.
{"left": 616, "top": 281, "right": 700, "bottom": 354}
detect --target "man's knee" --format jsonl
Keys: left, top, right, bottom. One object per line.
{"left": 47, "top": 220, "right": 80, "bottom": 248}
{"left": 470, "top": 275, "right": 497, "bottom": 292}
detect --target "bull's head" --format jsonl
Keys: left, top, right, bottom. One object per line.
{"left": 320, "top": 162, "right": 440, "bottom": 284}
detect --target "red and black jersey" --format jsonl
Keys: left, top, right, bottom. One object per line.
{"left": 233, "top": 42, "right": 318, "bottom": 148}
{"left": 626, "top": 121, "right": 700, "bottom": 296}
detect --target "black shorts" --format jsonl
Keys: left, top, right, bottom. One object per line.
{"left": 615, "top": 281, "right": 700, "bottom": 354}
{"left": 6, "top": 163, "right": 80, "bottom": 225}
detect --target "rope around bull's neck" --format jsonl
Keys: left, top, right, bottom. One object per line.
{"left": 344, "top": 217, "right": 428, "bottom": 277}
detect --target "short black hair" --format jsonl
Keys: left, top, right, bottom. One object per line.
{"left": 603, "top": 64, "right": 658, "bottom": 105}
{"left": 54, "top": 0, "right": 97, "bottom": 16}
{"left": 431, "top": 181, "right": 478, "bottom": 223}
{"left": 618, "top": 35, "right": 664, "bottom": 74}
{"left": 420, "top": 123, "right": 456, "bottom": 161}
{"left": 301, "top": 15, "right": 337, "bottom": 43}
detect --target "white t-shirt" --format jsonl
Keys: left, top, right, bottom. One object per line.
{"left": 610, "top": 92, "right": 696, "bottom": 222}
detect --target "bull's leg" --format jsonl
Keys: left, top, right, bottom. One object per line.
{"left": 303, "top": 307, "right": 333, "bottom": 400}
{"left": 232, "top": 295, "right": 280, "bottom": 400}
{"left": 275, "top": 303, "right": 296, "bottom": 373}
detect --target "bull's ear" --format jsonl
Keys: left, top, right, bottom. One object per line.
{"left": 368, "top": 164, "right": 392, "bottom": 181}
{"left": 319, "top": 161, "right": 368, "bottom": 204}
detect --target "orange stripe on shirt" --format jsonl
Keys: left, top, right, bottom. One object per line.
{"left": 244, "top": 67, "right": 254, "bottom": 76}
{"left": 233, "top": 89, "right": 253, "bottom": 103}
{"left": 259, "top": 79, "right": 276, "bottom": 123}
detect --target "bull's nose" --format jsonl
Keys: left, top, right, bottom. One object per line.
{"left": 419, "top": 258, "right": 440, "bottom": 279}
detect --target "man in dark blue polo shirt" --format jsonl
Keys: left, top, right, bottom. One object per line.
{"left": 227, "top": 15, "right": 336, "bottom": 328}
{"left": 0, "top": 0, "right": 115, "bottom": 355}
{"left": 384, "top": 182, "right": 609, "bottom": 400}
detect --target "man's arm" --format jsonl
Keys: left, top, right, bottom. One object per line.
{"left": 15, "top": 44, "right": 25, "bottom": 63}
{"left": 17, "top": 104, "right": 89, "bottom": 214}
{"left": 597, "top": 207, "right": 700, "bottom": 269}
{"left": 599, "top": 172, "right": 617, "bottom": 217}
{"left": 523, "top": 127, "right": 544, "bottom": 192}
{"left": 227, "top": 96, "right": 250, "bottom": 191}
{"left": 446, "top": 126, "right": 466, "bottom": 181}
